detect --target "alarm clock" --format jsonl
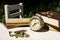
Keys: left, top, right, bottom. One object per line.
{"left": 29, "top": 14, "right": 44, "bottom": 31}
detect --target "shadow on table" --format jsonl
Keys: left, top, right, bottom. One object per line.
{"left": 37, "top": 24, "right": 49, "bottom": 32}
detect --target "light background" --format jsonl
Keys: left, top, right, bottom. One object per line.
{"left": 0, "top": 23, "right": 60, "bottom": 40}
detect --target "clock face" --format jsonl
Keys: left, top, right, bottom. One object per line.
{"left": 30, "top": 16, "right": 44, "bottom": 31}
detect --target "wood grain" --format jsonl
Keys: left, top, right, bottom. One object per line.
{"left": 6, "top": 18, "right": 31, "bottom": 23}
{"left": 6, "top": 23, "right": 29, "bottom": 27}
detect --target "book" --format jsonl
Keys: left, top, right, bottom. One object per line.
{"left": 36, "top": 11, "right": 60, "bottom": 31}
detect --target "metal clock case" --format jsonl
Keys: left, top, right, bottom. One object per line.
{"left": 29, "top": 15, "right": 44, "bottom": 31}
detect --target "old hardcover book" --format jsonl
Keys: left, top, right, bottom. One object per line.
{"left": 37, "top": 11, "right": 60, "bottom": 31}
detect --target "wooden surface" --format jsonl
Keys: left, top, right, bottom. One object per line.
{"left": 5, "top": 18, "right": 31, "bottom": 28}
{"left": 6, "top": 18, "right": 31, "bottom": 23}
{"left": 6, "top": 23, "right": 29, "bottom": 27}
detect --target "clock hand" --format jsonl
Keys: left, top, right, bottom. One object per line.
{"left": 32, "top": 23, "right": 36, "bottom": 27}
{"left": 32, "top": 22, "right": 39, "bottom": 27}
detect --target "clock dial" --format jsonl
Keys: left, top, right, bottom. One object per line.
{"left": 30, "top": 15, "right": 44, "bottom": 31}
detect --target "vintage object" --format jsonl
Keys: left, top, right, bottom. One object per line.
{"left": 29, "top": 14, "right": 44, "bottom": 31}
{"left": 37, "top": 11, "right": 60, "bottom": 31}
{"left": 6, "top": 18, "right": 31, "bottom": 27}
{"left": 9, "top": 30, "right": 29, "bottom": 38}
{"left": 4, "top": 3, "right": 31, "bottom": 28}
